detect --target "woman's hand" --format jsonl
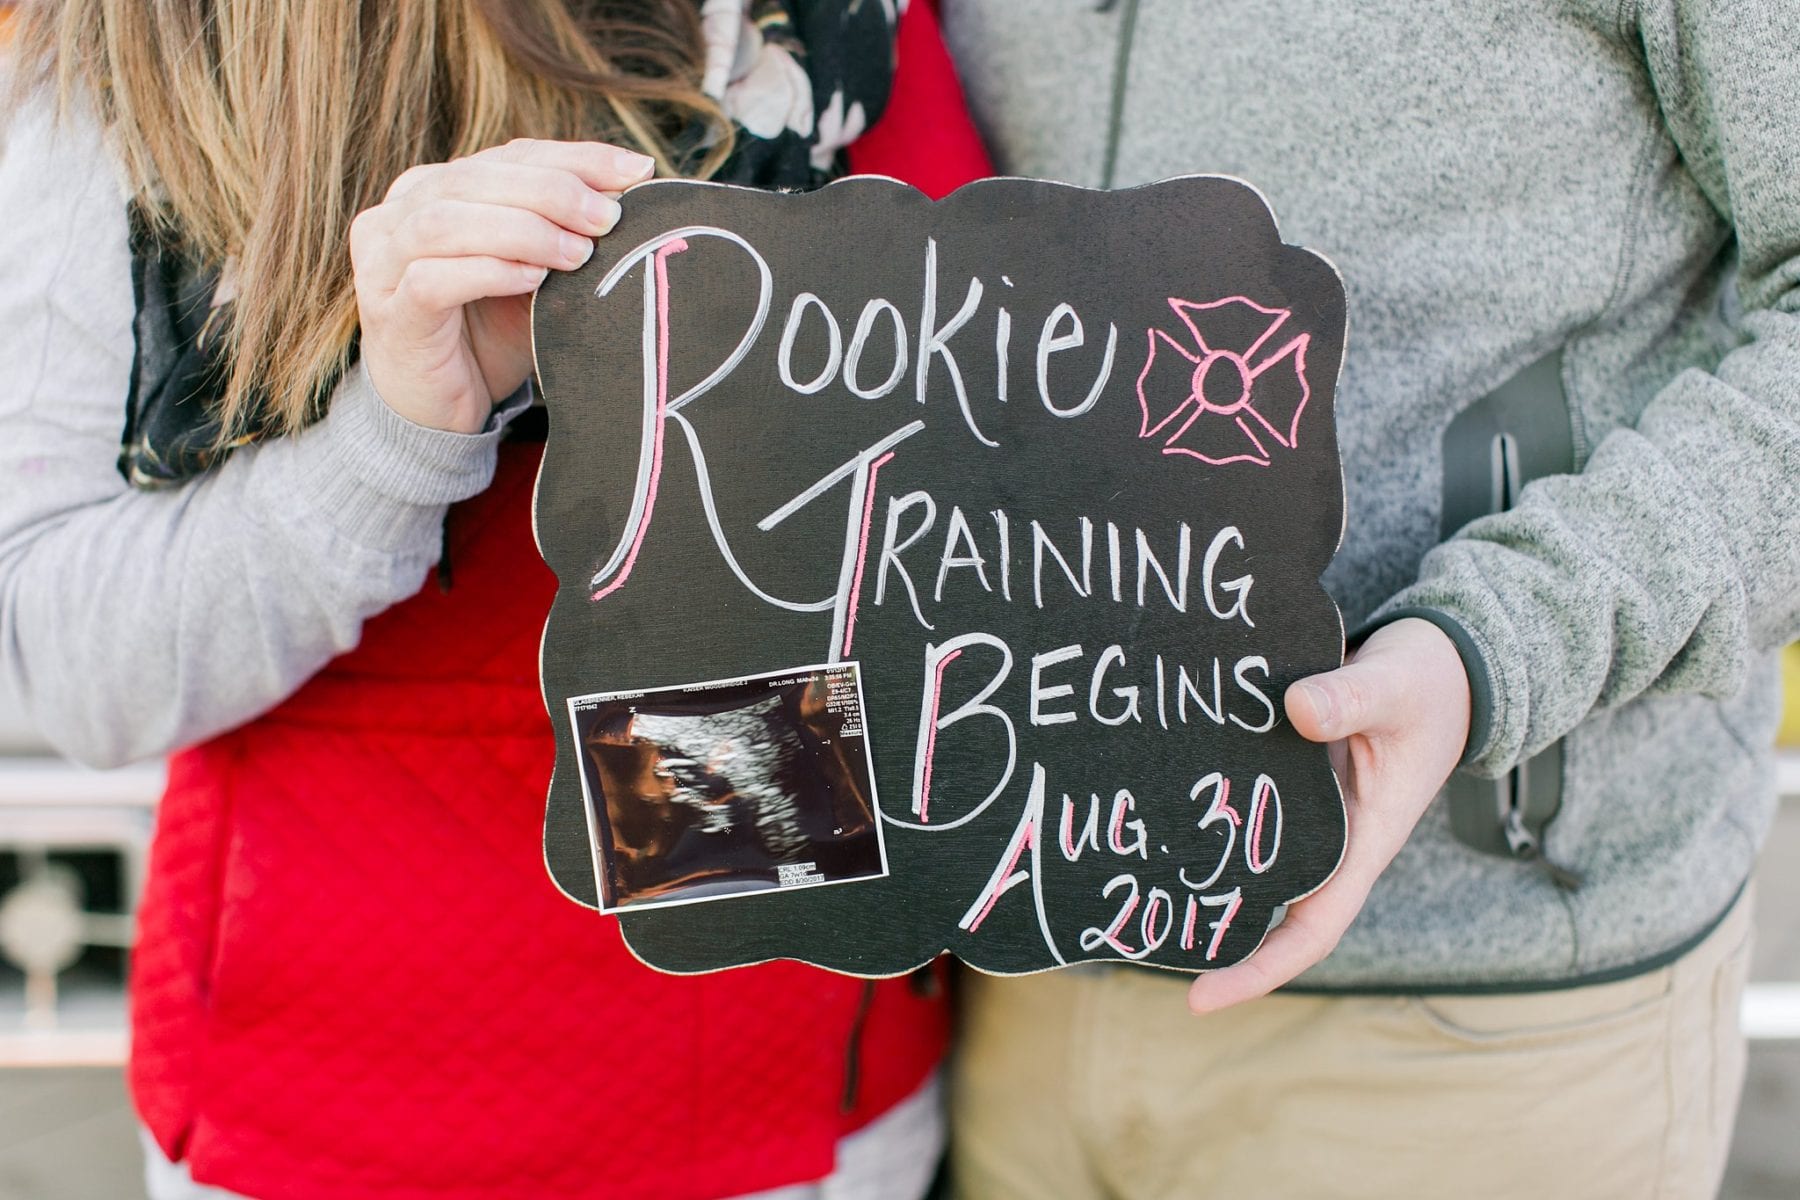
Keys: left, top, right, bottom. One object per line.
{"left": 350, "top": 138, "right": 654, "bottom": 434}
{"left": 1186, "top": 616, "right": 1473, "bottom": 1014}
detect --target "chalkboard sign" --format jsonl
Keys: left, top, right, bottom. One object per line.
{"left": 531, "top": 174, "right": 1348, "bottom": 977}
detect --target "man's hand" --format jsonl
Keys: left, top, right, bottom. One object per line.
{"left": 1186, "top": 616, "right": 1473, "bottom": 1014}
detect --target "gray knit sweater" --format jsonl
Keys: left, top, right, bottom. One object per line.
{"left": 3, "top": 0, "right": 1797, "bottom": 990}
{"left": 0, "top": 101, "right": 511, "bottom": 767}
{"left": 942, "top": 0, "right": 1799, "bottom": 987}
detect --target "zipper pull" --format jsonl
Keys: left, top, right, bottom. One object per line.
{"left": 1502, "top": 805, "right": 1538, "bottom": 858}
{"left": 1503, "top": 806, "right": 1583, "bottom": 891}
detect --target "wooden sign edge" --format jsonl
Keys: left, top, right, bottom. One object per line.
{"left": 526, "top": 171, "right": 1353, "bottom": 977}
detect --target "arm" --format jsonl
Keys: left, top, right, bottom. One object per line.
{"left": 0, "top": 102, "right": 507, "bottom": 766}
{"left": 1375, "top": 0, "right": 1800, "bottom": 776}
{"left": 1189, "top": 0, "right": 1800, "bottom": 1011}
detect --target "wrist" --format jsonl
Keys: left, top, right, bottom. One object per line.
{"left": 1359, "top": 607, "right": 1489, "bottom": 767}
{"left": 363, "top": 358, "right": 493, "bottom": 435}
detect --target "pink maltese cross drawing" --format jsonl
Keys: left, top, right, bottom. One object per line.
{"left": 1135, "top": 296, "right": 1312, "bottom": 468}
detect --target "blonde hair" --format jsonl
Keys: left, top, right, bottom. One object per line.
{"left": 11, "top": 0, "right": 731, "bottom": 438}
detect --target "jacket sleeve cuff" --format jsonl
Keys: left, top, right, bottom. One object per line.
{"left": 273, "top": 364, "right": 514, "bottom": 555}
{"left": 1353, "top": 602, "right": 1504, "bottom": 775}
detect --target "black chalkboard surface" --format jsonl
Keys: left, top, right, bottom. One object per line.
{"left": 531, "top": 174, "right": 1347, "bottom": 976}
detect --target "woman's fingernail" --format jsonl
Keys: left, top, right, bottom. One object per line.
{"left": 583, "top": 191, "right": 622, "bottom": 232}
{"left": 560, "top": 232, "right": 594, "bottom": 266}
{"left": 614, "top": 148, "right": 656, "bottom": 180}
{"left": 1299, "top": 682, "right": 1335, "bottom": 733}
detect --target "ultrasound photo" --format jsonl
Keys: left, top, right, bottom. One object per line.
{"left": 567, "top": 663, "right": 887, "bottom": 912}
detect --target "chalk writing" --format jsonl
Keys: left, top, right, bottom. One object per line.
{"left": 1137, "top": 296, "right": 1313, "bottom": 468}
{"left": 532, "top": 173, "right": 1348, "bottom": 976}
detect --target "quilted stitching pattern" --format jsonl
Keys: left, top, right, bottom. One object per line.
{"left": 132, "top": 448, "right": 949, "bottom": 1200}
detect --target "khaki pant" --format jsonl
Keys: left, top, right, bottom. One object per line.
{"left": 951, "top": 896, "right": 1752, "bottom": 1200}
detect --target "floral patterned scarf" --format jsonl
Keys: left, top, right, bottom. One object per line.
{"left": 120, "top": 0, "right": 899, "bottom": 488}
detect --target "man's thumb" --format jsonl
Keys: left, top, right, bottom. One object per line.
{"left": 1285, "top": 659, "right": 1391, "bottom": 742}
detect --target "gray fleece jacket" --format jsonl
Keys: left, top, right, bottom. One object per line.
{"left": 942, "top": 0, "right": 1799, "bottom": 988}
{"left": 2, "top": 0, "right": 1796, "bottom": 991}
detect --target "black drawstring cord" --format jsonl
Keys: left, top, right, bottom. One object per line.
{"left": 436, "top": 514, "right": 454, "bottom": 593}
{"left": 840, "top": 981, "right": 877, "bottom": 1114}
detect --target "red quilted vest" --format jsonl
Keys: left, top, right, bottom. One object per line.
{"left": 128, "top": 7, "right": 990, "bottom": 1196}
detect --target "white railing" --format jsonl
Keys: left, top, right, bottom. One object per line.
{"left": 0, "top": 757, "right": 166, "bottom": 808}
{"left": 2, "top": 753, "right": 1799, "bottom": 1066}
{"left": 1780, "top": 751, "right": 1800, "bottom": 805}
{"left": 1741, "top": 749, "right": 1800, "bottom": 1041}
{"left": 0, "top": 757, "right": 159, "bottom": 1067}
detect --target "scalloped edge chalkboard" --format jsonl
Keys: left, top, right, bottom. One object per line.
{"left": 531, "top": 172, "right": 1347, "bottom": 977}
